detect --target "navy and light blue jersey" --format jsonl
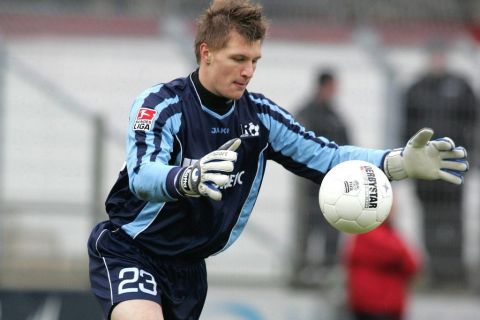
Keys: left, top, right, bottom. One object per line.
{"left": 105, "top": 72, "right": 389, "bottom": 260}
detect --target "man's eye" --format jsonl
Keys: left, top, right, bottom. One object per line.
{"left": 233, "top": 57, "right": 244, "bottom": 62}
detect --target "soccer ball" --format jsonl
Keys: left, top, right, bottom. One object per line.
{"left": 319, "top": 160, "right": 393, "bottom": 234}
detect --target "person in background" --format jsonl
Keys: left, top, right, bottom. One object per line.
{"left": 402, "top": 38, "right": 477, "bottom": 287}
{"left": 344, "top": 203, "right": 422, "bottom": 320}
{"left": 291, "top": 70, "right": 351, "bottom": 287}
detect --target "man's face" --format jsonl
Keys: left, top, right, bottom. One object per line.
{"left": 200, "top": 31, "right": 262, "bottom": 100}
{"left": 319, "top": 80, "right": 337, "bottom": 102}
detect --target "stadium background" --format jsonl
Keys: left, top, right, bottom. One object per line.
{"left": 0, "top": 0, "right": 479, "bottom": 319}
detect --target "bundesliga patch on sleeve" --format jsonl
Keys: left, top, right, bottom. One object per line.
{"left": 133, "top": 108, "right": 157, "bottom": 131}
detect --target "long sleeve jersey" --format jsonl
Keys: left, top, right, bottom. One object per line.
{"left": 105, "top": 72, "right": 389, "bottom": 260}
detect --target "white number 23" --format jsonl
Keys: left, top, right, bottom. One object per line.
{"left": 118, "top": 267, "right": 157, "bottom": 296}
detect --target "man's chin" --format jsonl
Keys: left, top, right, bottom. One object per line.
{"left": 227, "top": 90, "right": 246, "bottom": 101}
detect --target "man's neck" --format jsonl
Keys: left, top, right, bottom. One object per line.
{"left": 192, "top": 70, "right": 233, "bottom": 115}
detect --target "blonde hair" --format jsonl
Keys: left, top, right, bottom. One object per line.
{"left": 194, "top": 0, "right": 268, "bottom": 63}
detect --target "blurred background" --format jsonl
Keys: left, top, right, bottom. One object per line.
{"left": 0, "top": 0, "right": 479, "bottom": 319}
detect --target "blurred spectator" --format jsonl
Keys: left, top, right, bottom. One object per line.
{"left": 344, "top": 206, "right": 422, "bottom": 320}
{"left": 290, "top": 70, "right": 351, "bottom": 287}
{"left": 402, "top": 38, "right": 478, "bottom": 287}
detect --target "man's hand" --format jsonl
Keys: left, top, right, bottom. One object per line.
{"left": 384, "top": 128, "right": 468, "bottom": 185}
{"left": 176, "top": 138, "right": 241, "bottom": 201}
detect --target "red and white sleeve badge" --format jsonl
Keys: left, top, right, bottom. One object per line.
{"left": 133, "top": 108, "right": 157, "bottom": 131}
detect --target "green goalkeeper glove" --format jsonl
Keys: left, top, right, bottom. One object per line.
{"left": 384, "top": 128, "right": 468, "bottom": 185}
{"left": 176, "top": 138, "right": 241, "bottom": 201}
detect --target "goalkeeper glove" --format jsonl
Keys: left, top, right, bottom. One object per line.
{"left": 176, "top": 138, "right": 241, "bottom": 201}
{"left": 384, "top": 128, "right": 468, "bottom": 185}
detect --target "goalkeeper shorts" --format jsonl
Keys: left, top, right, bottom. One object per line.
{"left": 87, "top": 221, "right": 208, "bottom": 320}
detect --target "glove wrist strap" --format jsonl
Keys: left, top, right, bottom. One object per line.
{"left": 176, "top": 166, "right": 199, "bottom": 197}
{"left": 384, "top": 148, "right": 408, "bottom": 181}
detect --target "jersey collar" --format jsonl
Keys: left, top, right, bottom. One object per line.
{"left": 189, "top": 71, "right": 236, "bottom": 120}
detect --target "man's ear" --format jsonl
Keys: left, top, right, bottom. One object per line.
{"left": 199, "top": 43, "right": 211, "bottom": 65}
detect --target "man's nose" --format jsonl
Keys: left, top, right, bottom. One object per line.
{"left": 241, "top": 62, "right": 254, "bottom": 78}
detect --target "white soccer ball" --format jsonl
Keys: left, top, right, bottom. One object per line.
{"left": 319, "top": 160, "right": 393, "bottom": 234}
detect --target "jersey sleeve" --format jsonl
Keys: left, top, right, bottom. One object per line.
{"left": 126, "top": 85, "right": 183, "bottom": 202}
{"left": 250, "top": 94, "right": 389, "bottom": 183}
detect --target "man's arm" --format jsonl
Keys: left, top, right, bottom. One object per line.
{"left": 251, "top": 93, "right": 388, "bottom": 182}
{"left": 125, "top": 87, "right": 183, "bottom": 202}
{"left": 250, "top": 93, "right": 468, "bottom": 185}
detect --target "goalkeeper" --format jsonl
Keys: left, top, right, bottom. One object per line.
{"left": 87, "top": 1, "right": 468, "bottom": 319}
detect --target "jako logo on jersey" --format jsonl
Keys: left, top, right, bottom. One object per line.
{"left": 211, "top": 127, "right": 230, "bottom": 134}
{"left": 240, "top": 122, "right": 260, "bottom": 137}
{"left": 134, "top": 108, "right": 157, "bottom": 131}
